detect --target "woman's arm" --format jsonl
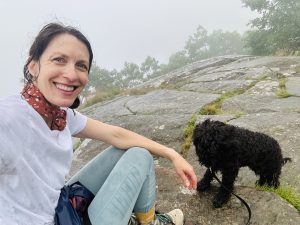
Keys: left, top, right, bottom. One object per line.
{"left": 76, "top": 117, "right": 197, "bottom": 189}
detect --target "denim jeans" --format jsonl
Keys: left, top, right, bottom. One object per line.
{"left": 67, "top": 146, "right": 156, "bottom": 225}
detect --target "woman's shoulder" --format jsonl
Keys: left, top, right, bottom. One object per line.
{"left": 0, "top": 94, "right": 26, "bottom": 106}
{"left": 65, "top": 109, "right": 88, "bottom": 135}
{"left": 0, "top": 95, "right": 29, "bottom": 122}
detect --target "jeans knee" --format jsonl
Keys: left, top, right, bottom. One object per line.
{"left": 126, "top": 147, "right": 154, "bottom": 169}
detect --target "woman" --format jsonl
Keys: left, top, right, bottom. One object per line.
{"left": 0, "top": 22, "right": 197, "bottom": 225}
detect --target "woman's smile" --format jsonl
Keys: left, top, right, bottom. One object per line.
{"left": 55, "top": 82, "right": 77, "bottom": 92}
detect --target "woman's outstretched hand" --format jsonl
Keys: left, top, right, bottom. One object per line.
{"left": 171, "top": 151, "right": 197, "bottom": 190}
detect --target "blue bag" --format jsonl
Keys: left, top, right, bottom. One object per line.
{"left": 54, "top": 181, "right": 94, "bottom": 225}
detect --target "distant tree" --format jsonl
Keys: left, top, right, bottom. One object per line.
{"left": 184, "top": 25, "right": 209, "bottom": 61}
{"left": 156, "top": 63, "right": 169, "bottom": 76}
{"left": 109, "top": 69, "right": 122, "bottom": 88}
{"left": 243, "top": 29, "right": 276, "bottom": 55}
{"left": 119, "top": 62, "right": 143, "bottom": 88}
{"left": 83, "top": 62, "right": 115, "bottom": 97}
{"left": 242, "top": 0, "right": 300, "bottom": 54}
{"left": 166, "top": 50, "right": 190, "bottom": 71}
{"left": 184, "top": 25, "right": 246, "bottom": 62}
{"left": 207, "top": 30, "right": 245, "bottom": 56}
{"left": 140, "top": 56, "right": 160, "bottom": 79}
{"left": 153, "top": 50, "right": 190, "bottom": 76}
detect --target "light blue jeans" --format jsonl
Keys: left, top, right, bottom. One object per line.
{"left": 67, "top": 146, "right": 156, "bottom": 225}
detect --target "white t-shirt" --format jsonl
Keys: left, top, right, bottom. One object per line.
{"left": 0, "top": 95, "right": 87, "bottom": 225}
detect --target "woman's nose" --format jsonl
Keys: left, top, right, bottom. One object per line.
{"left": 63, "top": 64, "right": 78, "bottom": 81}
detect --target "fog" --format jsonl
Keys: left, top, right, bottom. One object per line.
{"left": 0, "top": 0, "right": 256, "bottom": 97}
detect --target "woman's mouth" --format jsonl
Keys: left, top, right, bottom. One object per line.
{"left": 55, "top": 83, "right": 77, "bottom": 92}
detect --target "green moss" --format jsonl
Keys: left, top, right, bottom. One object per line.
{"left": 73, "top": 139, "right": 82, "bottom": 152}
{"left": 256, "top": 75, "right": 269, "bottom": 81}
{"left": 181, "top": 114, "right": 197, "bottom": 157}
{"left": 278, "top": 78, "right": 287, "bottom": 89}
{"left": 289, "top": 108, "right": 300, "bottom": 113}
{"left": 200, "top": 89, "right": 245, "bottom": 115}
{"left": 159, "top": 80, "right": 191, "bottom": 90}
{"left": 256, "top": 185, "right": 300, "bottom": 212}
{"left": 233, "top": 112, "right": 244, "bottom": 118}
{"left": 276, "top": 78, "right": 291, "bottom": 98}
{"left": 295, "top": 66, "right": 300, "bottom": 73}
{"left": 276, "top": 89, "right": 291, "bottom": 98}
{"left": 200, "top": 103, "right": 220, "bottom": 115}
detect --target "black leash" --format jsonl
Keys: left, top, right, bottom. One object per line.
{"left": 209, "top": 168, "right": 252, "bottom": 225}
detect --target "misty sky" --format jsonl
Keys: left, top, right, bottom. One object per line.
{"left": 0, "top": 0, "right": 257, "bottom": 97}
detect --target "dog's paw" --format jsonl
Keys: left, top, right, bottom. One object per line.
{"left": 197, "top": 180, "right": 211, "bottom": 192}
{"left": 212, "top": 193, "right": 230, "bottom": 208}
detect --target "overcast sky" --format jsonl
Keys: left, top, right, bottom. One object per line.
{"left": 0, "top": 0, "right": 256, "bottom": 97}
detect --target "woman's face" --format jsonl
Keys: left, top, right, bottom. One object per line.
{"left": 28, "top": 33, "right": 90, "bottom": 107}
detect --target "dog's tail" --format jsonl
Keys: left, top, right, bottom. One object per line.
{"left": 282, "top": 157, "right": 292, "bottom": 164}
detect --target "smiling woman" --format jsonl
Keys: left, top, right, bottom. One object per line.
{"left": 27, "top": 33, "right": 90, "bottom": 108}
{"left": 23, "top": 23, "right": 93, "bottom": 109}
{"left": 0, "top": 22, "right": 197, "bottom": 225}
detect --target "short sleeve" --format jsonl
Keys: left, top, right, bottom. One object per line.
{"left": 66, "top": 109, "right": 88, "bottom": 135}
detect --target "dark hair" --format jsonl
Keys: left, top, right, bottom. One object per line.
{"left": 23, "top": 22, "right": 93, "bottom": 83}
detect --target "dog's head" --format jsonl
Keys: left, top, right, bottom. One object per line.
{"left": 193, "top": 119, "right": 234, "bottom": 167}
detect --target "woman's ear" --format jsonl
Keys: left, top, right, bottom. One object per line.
{"left": 27, "top": 60, "right": 39, "bottom": 79}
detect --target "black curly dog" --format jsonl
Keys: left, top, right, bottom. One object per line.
{"left": 193, "top": 119, "right": 291, "bottom": 208}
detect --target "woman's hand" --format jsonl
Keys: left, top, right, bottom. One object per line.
{"left": 171, "top": 152, "right": 197, "bottom": 190}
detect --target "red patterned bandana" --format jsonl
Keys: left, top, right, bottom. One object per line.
{"left": 21, "top": 83, "right": 67, "bottom": 131}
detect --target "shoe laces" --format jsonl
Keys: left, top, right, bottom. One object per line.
{"left": 154, "top": 213, "right": 175, "bottom": 225}
{"left": 128, "top": 214, "right": 139, "bottom": 225}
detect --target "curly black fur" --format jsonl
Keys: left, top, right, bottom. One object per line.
{"left": 193, "top": 119, "right": 291, "bottom": 208}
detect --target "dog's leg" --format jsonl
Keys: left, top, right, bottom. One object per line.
{"left": 197, "top": 168, "right": 213, "bottom": 191}
{"left": 257, "top": 168, "right": 280, "bottom": 188}
{"left": 268, "top": 173, "right": 280, "bottom": 188}
{"left": 213, "top": 168, "right": 238, "bottom": 208}
{"left": 266, "top": 170, "right": 280, "bottom": 188}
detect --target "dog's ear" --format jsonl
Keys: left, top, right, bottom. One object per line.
{"left": 199, "top": 120, "right": 234, "bottom": 151}
{"left": 193, "top": 120, "right": 216, "bottom": 146}
{"left": 193, "top": 123, "right": 202, "bottom": 143}
{"left": 206, "top": 120, "right": 231, "bottom": 142}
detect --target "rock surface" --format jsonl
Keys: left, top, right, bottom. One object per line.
{"left": 70, "top": 56, "right": 300, "bottom": 225}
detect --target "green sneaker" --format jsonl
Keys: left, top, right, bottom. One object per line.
{"left": 128, "top": 209, "right": 184, "bottom": 225}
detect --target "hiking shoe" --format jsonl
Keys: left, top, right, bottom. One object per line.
{"left": 128, "top": 209, "right": 184, "bottom": 225}
{"left": 152, "top": 209, "right": 184, "bottom": 225}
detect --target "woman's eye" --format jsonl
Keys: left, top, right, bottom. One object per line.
{"left": 77, "top": 63, "right": 88, "bottom": 71}
{"left": 53, "top": 57, "right": 65, "bottom": 63}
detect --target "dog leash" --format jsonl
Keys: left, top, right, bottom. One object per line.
{"left": 209, "top": 168, "right": 251, "bottom": 225}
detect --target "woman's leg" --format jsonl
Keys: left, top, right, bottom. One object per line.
{"left": 68, "top": 146, "right": 156, "bottom": 225}
{"left": 67, "top": 146, "right": 125, "bottom": 194}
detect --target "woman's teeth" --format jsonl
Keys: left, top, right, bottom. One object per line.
{"left": 56, "top": 83, "right": 75, "bottom": 92}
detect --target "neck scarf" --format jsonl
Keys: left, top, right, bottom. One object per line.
{"left": 21, "top": 83, "right": 67, "bottom": 131}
